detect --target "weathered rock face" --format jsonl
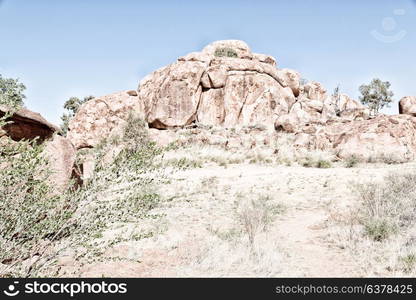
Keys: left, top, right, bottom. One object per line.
{"left": 399, "top": 96, "right": 416, "bottom": 116}
{"left": 68, "top": 90, "right": 144, "bottom": 149}
{"left": 285, "top": 114, "right": 416, "bottom": 161}
{"left": 1, "top": 106, "right": 77, "bottom": 191}
{"left": 301, "top": 81, "right": 328, "bottom": 102}
{"left": 66, "top": 39, "right": 416, "bottom": 162}
{"left": 0, "top": 105, "right": 59, "bottom": 142}
{"left": 336, "top": 94, "right": 370, "bottom": 121}
{"left": 140, "top": 61, "right": 206, "bottom": 129}
{"left": 137, "top": 40, "right": 294, "bottom": 130}
{"left": 278, "top": 69, "right": 300, "bottom": 97}
{"left": 43, "top": 135, "right": 77, "bottom": 191}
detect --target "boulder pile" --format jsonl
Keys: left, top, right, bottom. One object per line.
{"left": 3, "top": 39, "right": 416, "bottom": 189}
{"left": 67, "top": 40, "right": 416, "bottom": 162}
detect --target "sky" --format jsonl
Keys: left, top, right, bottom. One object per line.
{"left": 1, "top": 0, "right": 416, "bottom": 124}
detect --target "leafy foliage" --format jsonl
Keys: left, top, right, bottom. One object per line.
{"left": 0, "top": 120, "right": 73, "bottom": 274}
{"left": 0, "top": 114, "right": 164, "bottom": 277}
{"left": 214, "top": 47, "right": 238, "bottom": 58}
{"left": 0, "top": 74, "right": 26, "bottom": 109}
{"left": 359, "top": 79, "right": 394, "bottom": 116}
{"left": 60, "top": 96, "right": 94, "bottom": 135}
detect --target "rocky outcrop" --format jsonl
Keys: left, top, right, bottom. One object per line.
{"left": 66, "top": 39, "right": 416, "bottom": 163}
{"left": 284, "top": 114, "right": 416, "bottom": 161}
{"left": 68, "top": 90, "right": 144, "bottom": 149}
{"left": 336, "top": 94, "right": 370, "bottom": 120}
{"left": 399, "top": 96, "right": 416, "bottom": 116}
{"left": 138, "top": 40, "right": 294, "bottom": 130}
{"left": 0, "top": 105, "right": 59, "bottom": 142}
{"left": 1, "top": 106, "right": 77, "bottom": 191}
{"left": 278, "top": 69, "right": 300, "bottom": 97}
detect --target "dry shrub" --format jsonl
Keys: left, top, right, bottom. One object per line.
{"left": 353, "top": 173, "right": 416, "bottom": 241}
{"left": 0, "top": 114, "right": 164, "bottom": 277}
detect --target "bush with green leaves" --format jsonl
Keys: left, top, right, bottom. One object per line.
{"left": 359, "top": 78, "right": 394, "bottom": 116}
{"left": 0, "top": 114, "right": 165, "bottom": 277}
{"left": 214, "top": 47, "right": 238, "bottom": 58}
{"left": 0, "top": 74, "right": 26, "bottom": 109}
{"left": 0, "top": 121, "right": 74, "bottom": 275}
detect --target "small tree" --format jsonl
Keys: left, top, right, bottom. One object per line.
{"left": 332, "top": 84, "right": 341, "bottom": 116}
{"left": 359, "top": 79, "right": 394, "bottom": 116}
{"left": 0, "top": 74, "right": 26, "bottom": 109}
{"left": 61, "top": 95, "right": 94, "bottom": 135}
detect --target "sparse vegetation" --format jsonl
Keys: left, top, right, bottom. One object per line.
{"left": 400, "top": 253, "right": 416, "bottom": 273}
{"left": 214, "top": 47, "right": 238, "bottom": 58}
{"left": 301, "top": 156, "right": 332, "bottom": 169}
{"left": 345, "top": 155, "right": 360, "bottom": 168}
{"left": 332, "top": 84, "right": 342, "bottom": 116}
{"left": 0, "top": 114, "right": 165, "bottom": 277}
{"left": 164, "top": 157, "right": 203, "bottom": 169}
{"left": 317, "top": 159, "right": 332, "bottom": 169}
{"left": 237, "top": 194, "right": 283, "bottom": 245}
{"left": 352, "top": 172, "right": 416, "bottom": 242}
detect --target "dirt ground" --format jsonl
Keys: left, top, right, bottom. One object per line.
{"left": 53, "top": 161, "right": 416, "bottom": 277}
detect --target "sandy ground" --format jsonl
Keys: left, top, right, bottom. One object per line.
{"left": 53, "top": 162, "right": 416, "bottom": 277}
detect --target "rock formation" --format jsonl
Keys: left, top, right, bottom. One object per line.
{"left": 66, "top": 40, "right": 416, "bottom": 162}
{"left": 0, "top": 106, "right": 76, "bottom": 191}
{"left": 0, "top": 105, "right": 59, "bottom": 142}
{"left": 399, "top": 96, "right": 416, "bottom": 116}
{"left": 68, "top": 90, "right": 143, "bottom": 149}
{"left": 138, "top": 40, "right": 294, "bottom": 131}
{"left": 43, "top": 135, "right": 77, "bottom": 191}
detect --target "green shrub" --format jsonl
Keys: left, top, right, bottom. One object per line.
{"left": 345, "top": 155, "right": 360, "bottom": 168}
{"left": 0, "top": 114, "right": 165, "bottom": 277}
{"left": 317, "top": 159, "right": 332, "bottom": 169}
{"left": 214, "top": 47, "right": 238, "bottom": 58}
{"left": 400, "top": 253, "right": 416, "bottom": 273}
{"left": 0, "top": 74, "right": 26, "bottom": 109}
{"left": 364, "top": 219, "right": 396, "bottom": 242}
{"left": 301, "top": 157, "right": 332, "bottom": 168}
{"left": 0, "top": 130, "right": 76, "bottom": 275}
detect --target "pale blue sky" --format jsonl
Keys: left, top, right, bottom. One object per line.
{"left": 1, "top": 0, "right": 415, "bottom": 124}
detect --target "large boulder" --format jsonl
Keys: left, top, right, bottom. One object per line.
{"left": 68, "top": 90, "right": 144, "bottom": 149}
{"left": 333, "top": 115, "right": 416, "bottom": 160}
{"left": 139, "top": 60, "right": 207, "bottom": 129}
{"left": 300, "top": 81, "right": 328, "bottom": 102}
{"left": 1, "top": 106, "right": 77, "bottom": 191}
{"left": 275, "top": 80, "right": 331, "bottom": 132}
{"left": 286, "top": 115, "right": 416, "bottom": 161}
{"left": 138, "top": 40, "right": 295, "bottom": 130}
{"left": 0, "top": 105, "right": 59, "bottom": 142}
{"left": 277, "top": 69, "right": 300, "bottom": 97}
{"left": 69, "top": 40, "right": 298, "bottom": 146}
{"left": 336, "top": 94, "right": 369, "bottom": 120}
{"left": 43, "top": 135, "right": 77, "bottom": 191}
{"left": 399, "top": 96, "right": 416, "bottom": 116}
